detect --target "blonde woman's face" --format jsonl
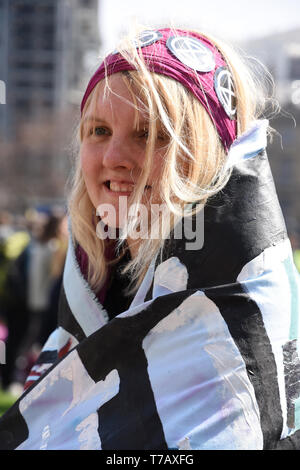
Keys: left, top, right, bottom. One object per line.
{"left": 80, "top": 73, "right": 167, "bottom": 228}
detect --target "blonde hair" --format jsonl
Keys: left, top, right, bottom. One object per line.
{"left": 68, "top": 26, "right": 277, "bottom": 297}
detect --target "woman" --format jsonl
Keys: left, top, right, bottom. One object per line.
{"left": 1, "top": 27, "right": 300, "bottom": 450}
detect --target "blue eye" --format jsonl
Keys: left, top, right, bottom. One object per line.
{"left": 94, "top": 127, "right": 108, "bottom": 136}
{"left": 138, "top": 129, "right": 166, "bottom": 141}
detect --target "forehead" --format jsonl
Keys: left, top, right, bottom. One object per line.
{"left": 85, "top": 73, "right": 148, "bottom": 122}
{"left": 99, "top": 74, "right": 133, "bottom": 104}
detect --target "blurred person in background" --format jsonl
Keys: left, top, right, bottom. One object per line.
{"left": 0, "top": 211, "right": 30, "bottom": 315}
{"left": 0, "top": 212, "right": 15, "bottom": 368}
{"left": 0, "top": 211, "right": 30, "bottom": 390}
{"left": 0, "top": 211, "right": 14, "bottom": 241}
{"left": 1, "top": 26, "right": 300, "bottom": 450}
{"left": 1, "top": 208, "right": 67, "bottom": 395}
{"left": 39, "top": 213, "right": 68, "bottom": 347}
{"left": 0, "top": 211, "right": 14, "bottom": 325}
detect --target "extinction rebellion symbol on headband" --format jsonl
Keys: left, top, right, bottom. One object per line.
{"left": 166, "top": 36, "right": 216, "bottom": 72}
{"left": 214, "top": 67, "right": 237, "bottom": 119}
{"left": 135, "top": 30, "right": 163, "bottom": 48}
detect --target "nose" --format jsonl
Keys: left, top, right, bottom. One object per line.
{"left": 102, "top": 136, "right": 136, "bottom": 171}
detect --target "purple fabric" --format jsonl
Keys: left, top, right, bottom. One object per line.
{"left": 81, "top": 28, "right": 237, "bottom": 151}
{"left": 75, "top": 243, "right": 113, "bottom": 305}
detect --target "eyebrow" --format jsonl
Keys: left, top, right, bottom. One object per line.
{"left": 82, "top": 116, "right": 105, "bottom": 123}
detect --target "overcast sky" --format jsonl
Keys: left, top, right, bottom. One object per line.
{"left": 98, "top": 0, "right": 300, "bottom": 53}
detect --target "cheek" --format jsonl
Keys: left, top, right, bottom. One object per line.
{"left": 80, "top": 146, "right": 103, "bottom": 210}
{"left": 145, "top": 152, "right": 165, "bottom": 204}
{"left": 150, "top": 152, "right": 164, "bottom": 181}
{"left": 80, "top": 145, "right": 100, "bottom": 181}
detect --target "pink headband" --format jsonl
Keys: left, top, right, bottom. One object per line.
{"left": 81, "top": 28, "right": 237, "bottom": 151}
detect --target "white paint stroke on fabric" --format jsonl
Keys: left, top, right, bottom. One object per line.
{"left": 225, "top": 119, "right": 268, "bottom": 170}
{"left": 117, "top": 298, "right": 154, "bottom": 319}
{"left": 17, "top": 349, "right": 120, "bottom": 450}
{"left": 237, "top": 237, "right": 291, "bottom": 282}
{"left": 62, "top": 356, "right": 119, "bottom": 417}
{"left": 152, "top": 257, "right": 189, "bottom": 298}
{"left": 203, "top": 343, "right": 261, "bottom": 435}
{"left": 237, "top": 238, "right": 300, "bottom": 439}
{"left": 75, "top": 413, "right": 101, "bottom": 450}
{"left": 143, "top": 291, "right": 263, "bottom": 450}
{"left": 40, "top": 424, "right": 51, "bottom": 450}
{"left": 177, "top": 435, "right": 192, "bottom": 450}
{"left": 129, "top": 255, "right": 157, "bottom": 308}
{"left": 63, "top": 232, "right": 109, "bottom": 337}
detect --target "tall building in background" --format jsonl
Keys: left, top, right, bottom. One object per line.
{"left": 0, "top": 0, "right": 71, "bottom": 140}
{"left": 0, "top": 0, "right": 100, "bottom": 138}
{"left": 67, "top": 0, "right": 101, "bottom": 106}
{"left": 0, "top": 0, "right": 100, "bottom": 210}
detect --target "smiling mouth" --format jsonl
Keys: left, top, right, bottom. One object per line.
{"left": 104, "top": 181, "right": 151, "bottom": 192}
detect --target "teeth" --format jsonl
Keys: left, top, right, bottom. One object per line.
{"left": 109, "top": 181, "right": 134, "bottom": 193}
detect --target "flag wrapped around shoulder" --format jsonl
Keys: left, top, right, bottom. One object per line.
{"left": 1, "top": 120, "right": 300, "bottom": 450}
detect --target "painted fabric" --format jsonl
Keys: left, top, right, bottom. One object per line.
{"left": 1, "top": 120, "right": 300, "bottom": 450}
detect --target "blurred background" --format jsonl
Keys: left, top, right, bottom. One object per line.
{"left": 0, "top": 0, "right": 300, "bottom": 410}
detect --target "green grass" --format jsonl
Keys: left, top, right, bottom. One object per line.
{"left": 0, "top": 388, "right": 17, "bottom": 417}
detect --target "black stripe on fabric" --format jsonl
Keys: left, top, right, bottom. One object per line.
{"left": 0, "top": 401, "right": 29, "bottom": 450}
{"left": 57, "top": 285, "right": 86, "bottom": 342}
{"left": 159, "top": 151, "right": 287, "bottom": 290}
{"left": 77, "top": 290, "right": 193, "bottom": 450}
{"left": 204, "top": 282, "right": 283, "bottom": 449}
